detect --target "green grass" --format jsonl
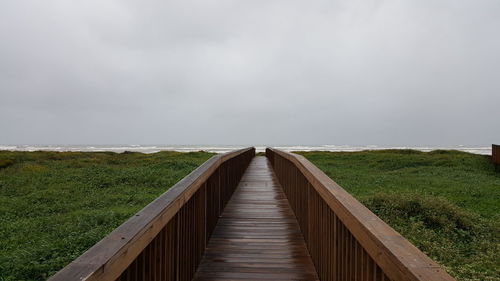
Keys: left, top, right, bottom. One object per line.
{"left": 2, "top": 149, "right": 499, "bottom": 280}
{"left": 0, "top": 150, "right": 214, "bottom": 281}
{"left": 296, "top": 150, "right": 500, "bottom": 281}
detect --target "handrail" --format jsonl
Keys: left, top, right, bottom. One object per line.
{"left": 49, "top": 147, "right": 255, "bottom": 281}
{"left": 266, "top": 148, "right": 455, "bottom": 281}
{"left": 493, "top": 144, "right": 500, "bottom": 166}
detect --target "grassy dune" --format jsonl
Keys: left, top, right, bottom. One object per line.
{"left": 0, "top": 150, "right": 214, "bottom": 281}
{"left": 297, "top": 150, "right": 500, "bottom": 281}
{"left": 1, "top": 149, "right": 498, "bottom": 281}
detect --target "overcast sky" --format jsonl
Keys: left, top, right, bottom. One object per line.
{"left": 1, "top": 0, "right": 499, "bottom": 145}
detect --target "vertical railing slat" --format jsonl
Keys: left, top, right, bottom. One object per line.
{"left": 266, "top": 147, "right": 454, "bottom": 281}
{"left": 49, "top": 147, "right": 254, "bottom": 281}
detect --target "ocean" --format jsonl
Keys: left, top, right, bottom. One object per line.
{"left": 0, "top": 145, "right": 492, "bottom": 155}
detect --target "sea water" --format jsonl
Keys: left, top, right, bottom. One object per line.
{"left": 0, "top": 145, "right": 492, "bottom": 155}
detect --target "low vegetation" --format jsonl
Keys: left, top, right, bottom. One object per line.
{"left": 297, "top": 150, "right": 500, "bottom": 281}
{"left": 0, "top": 150, "right": 214, "bottom": 281}
{"left": 0, "top": 159, "right": 14, "bottom": 169}
{"left": 2, "top": 149, "right": 498, "bottom": 280}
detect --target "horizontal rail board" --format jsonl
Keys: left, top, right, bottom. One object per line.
{"left": 49, "top": 147, "right": 255, "bottom": 281}
{"left": 266, "top": 148, "right": 455, "bottom": 281}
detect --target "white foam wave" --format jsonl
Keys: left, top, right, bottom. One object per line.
{"left": 0, "top": 145, "right": 492, "bottom": 155}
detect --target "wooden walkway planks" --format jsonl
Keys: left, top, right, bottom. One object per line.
{"left": 194, "top": 157, "right": 319, "bottom": 281}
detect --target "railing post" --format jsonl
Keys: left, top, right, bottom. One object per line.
{"left": 493, "top": 144, "right": 500, "bottom": 172}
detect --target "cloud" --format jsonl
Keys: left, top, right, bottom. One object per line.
{"left": 1, "top": 0, "right": 499, "bottom": 145}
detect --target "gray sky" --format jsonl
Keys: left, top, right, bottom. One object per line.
{"left": 1, "top": 0, "right": 499, "bottom": 145}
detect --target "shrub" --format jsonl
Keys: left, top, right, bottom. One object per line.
{"left": 364, "top": 193, "right": 477, "bottom": 235}
{"left": 0, "top": 159, "right": 14, "bottom": 169}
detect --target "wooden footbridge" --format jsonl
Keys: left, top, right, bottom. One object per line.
{"left": 50, "top": 148, "right": 455, "bottom": 281}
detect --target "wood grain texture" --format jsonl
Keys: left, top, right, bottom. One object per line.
{"left": 492, "top": 144, "right": 500, "bottom": 166}
{"left": 48, "top": 146, "right": 459, "bottom": 281}
{"left": 194, "top": 157, "right": 319, "bottom": 281}
{"left": 49, "top": 148, "right": 254, "bottom": 281}
{"left": 267, "top": 148, "right": 456, "bottom": 281}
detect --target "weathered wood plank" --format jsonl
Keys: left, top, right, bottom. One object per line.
{"left": 49, "top": 148, "right": 255, "bottom": 281}
{"left": 194, "top": 157, "right": 319, "bottom": 281}
{"left": 267, "top": 148, "right": 456, "bottom": 281}
{"left": 493, "top": 144, "right": 500, "bottom": 169}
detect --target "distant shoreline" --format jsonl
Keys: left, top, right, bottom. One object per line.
{"left": 0, "top": 145, "right": 492, "bottom": 155}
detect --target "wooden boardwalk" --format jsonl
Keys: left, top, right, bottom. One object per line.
{"left": 51, "top": 148, "right": 455, "bottom": 281}
{"left": 194, "top": 157, "right": 319, "bottom": 281}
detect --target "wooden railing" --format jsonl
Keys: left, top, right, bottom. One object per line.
{"left": 493, "top": 144, "right": 500, "bottom": 169}
{"left": 49, "top": 147, "right": 255, "bottom": 281}
{"left": 266, "top": 148, "right": 455, "bottom": 281}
